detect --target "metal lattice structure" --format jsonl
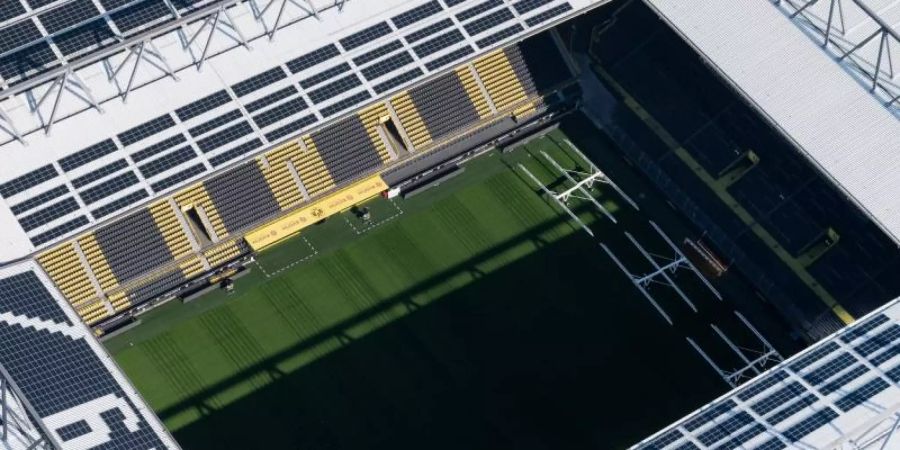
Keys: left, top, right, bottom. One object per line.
{"left": 688, "top": 312, "right": 785, "bottom": 388}
{"left": 517, "top": 137, "right": 637, "bottom": 236}
{"left": 772, "top": 0, "right": 900, "bottom": 116}
{"left": 601, "top": 221, "right": 721, "bottom": 325}
{"left": 0, "top": 0, "right": 348, "bottom": 139}
{"left": 0, "top": 367, "right": 52, "bottom": 450}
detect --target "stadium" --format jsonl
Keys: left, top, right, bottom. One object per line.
{"left": 0, "top": 0, "right": 897, "bottom": 449}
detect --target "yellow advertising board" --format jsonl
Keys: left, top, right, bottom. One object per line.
{"left": 245, "top": 175, "right": 388, "bottom": 251}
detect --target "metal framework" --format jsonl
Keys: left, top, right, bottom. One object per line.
{"left": 30, "top": 68, "right": 103, "bottom": 136}
{"left": 518, "top": 139, "right": 638, "bottom": 236}
{"left": 557, "top": 137, "right": 640, "bottom": 210}
{"left": 107, "top": 39, "right": 179, "bottom": 102}
{"left": 687, "top": 311, "right": 784, "bottom": 388}
{"left": 601, "top": 220, "right": 721, "bottom": 325}
{"left": 772, "top": 0, "right": 900, "bottom": 112}
{"left": 0, "top": 366, "right": 53, "bottom": 450}
{"left": 0, "top": 0, "right": 349, "bottom": 136}
{"left": 841, "top": 413, "right": 900, "bottom": 450}
{"left": 519, "top": 162, "right": 597, "bottom": 236}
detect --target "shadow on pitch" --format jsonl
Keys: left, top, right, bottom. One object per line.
{"left": 169, "top": 223, "right": 725, "bottom": 450}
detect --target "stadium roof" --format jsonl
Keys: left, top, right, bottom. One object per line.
{"left": 0, "top": 261, "right": 178, "bottom": 449}
{"left": 0, "top": 0, "right": 608, "bottom": 264}
{"left": 643, "top": 0, "right": 900, "bottom": 247}
{"left": 632, "top": 294, "right": 900, "bottom": 450}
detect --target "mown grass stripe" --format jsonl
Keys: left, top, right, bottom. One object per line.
{"left": 198, "top": 308, "right": 267, "bottom": 390}
{"left": 432, "top": 196, "right": 494, "bottom": 255}
{"left": 142, "top": 335, "right": 208, "bottom": 409}
{"left": 261, "top": 278, "right": 325, "bottom": 341}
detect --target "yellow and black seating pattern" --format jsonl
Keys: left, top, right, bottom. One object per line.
{"left": 455, "top": 66, "right": 493, "bottom": 119}
{"left": 513, "top": 99, "right": 541, "bottom": 121}
{"left": 107, "top": 291, "right": 130, "bottom": 313}
{"left": 37, "top": 243, "right": 108, "bottom": 324}
{"left": 358, "top": 103, "right": 394, "bottom": 163}
{"left": 308, "top": 115, "right": 386, "bottom": 185}
{"left": 202, "top": 163, "right": 282, "bottom": 232}
{"left": 33, "top": 38, "right": 569, "bottom": 327}
{"left": 91, "top": 210, "right": 179, "bottom": 286}
{"left": 389, "top": 92, "right": 432, "bottom": 150}
{"left": 178, "top": 256, "right": 207, "bottom": 279}
{"left": 149, "top": 200, "right": 194, "bottom": 260}
{"left": 78, "top": 234, "right": 118, "bottom": 292}
{"left": 125, "top": 268, "right": 187, "bottom": 307}
{"left": 174, "top": 183, "right": 228, "bottom": 240}
{"left": 405, "top": 72, "right": 482, "bottom": 145}
{"left": 259, "top": 143, "right": 305, "bottom": 210}
{"left": 297, "top": 136, "right": 337, "bottom": 197}
{"left": 472, "top": 49, "right": 531, "bottom": 112}
{"left": 204, "top": 240, "right": 244, "bottom": 268}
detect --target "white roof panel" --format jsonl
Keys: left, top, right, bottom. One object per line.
{"left": 0, "top": 261, "right": 179, "bottom": 449}
{"left": 643, "top": 0, "right": 900, "bottom": 246}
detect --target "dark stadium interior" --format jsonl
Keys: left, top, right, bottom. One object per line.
{"left": 579, "top": 0, "right": 900, "bottom": 337}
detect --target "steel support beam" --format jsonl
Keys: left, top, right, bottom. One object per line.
{"left": 559, "top": 138, "right": 639, "bottom": 210}
{"left": 0, "top": 361, "right": 57, "bottom": 449}
{"left": 707, "top": 311, "right": 783, "bottom": 387}
{"left": 0, "top": 0, "right": 349, "bottom": 136}
{"left": 602, "top": 242, "right": 673, "bottom": 325}
{"left": 775, "top": 0, "right": 900, "bottom": 106}
{"left": 0, "top": 0, "right": 344, "bottom": 101}
{"left": 624, "top": 230, "right": 698, "bottom": 312}
{"left": 519, "top": 163, "right": 594, "bottom": 237}
{"left": 541, "top": 150, "right": 616, "bottom": 223}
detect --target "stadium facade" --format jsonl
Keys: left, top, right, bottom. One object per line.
{"left": 0, "top": 0, "right": 608, "bottom": 448}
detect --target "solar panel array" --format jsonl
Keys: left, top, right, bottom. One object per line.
{"left": 0, "top": 0, "right": 580, "bottom": 250}
{"left": 0, "top": 0, "right": 203, "bottom": 84}
{"left": 634, "top": 306, "right": 900, "bottom": 450}
{"left": 0, "top": 263, "right": 178, "bottom": 449}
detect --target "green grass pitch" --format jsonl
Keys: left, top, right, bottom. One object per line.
{"left": 106, "top": 126, "right": 726, "bottom": 449}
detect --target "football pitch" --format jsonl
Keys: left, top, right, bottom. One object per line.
{"left": 105, "top": 123, "right": 743, "bottom": 449}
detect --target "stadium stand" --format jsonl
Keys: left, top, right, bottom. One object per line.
{"left": 0, "top": 2, "right": 608, "bottom": 447}
{"left": 173, "top": 184, "right": 228, "bottom": 241}
{"left": 358, "top": 103, "right": 397, "bottom": 163}
{"left": 307, "top": 115, "right": 387, "bottom": 185}
{"left": 203, "top": 163, "right": 282, "bottom": 232}
{"left": 28, "top": 33, "right": 572, "bottom": 330}
{"left": 258, "top": 145, "right": 307, "bottom": 210}
{"left": 390, "top": 91, "right": 434, "bottom": 149}
{"left": 407, "top": 72, "right": 483, "bottom": 141}
{"left": 472, "top": 48, "right": 534, "bottom": 113}
{"left": 204, "top": 240, "right": 248, "bottom": 269}
{"left": 455, "top": 65, "right": 495, "bottom": 119}
{"left": 149, "top": 200, "right": 195, "bottom": 261}
{"left": 296, "top": 136, "right": 338, "bottom": 197}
